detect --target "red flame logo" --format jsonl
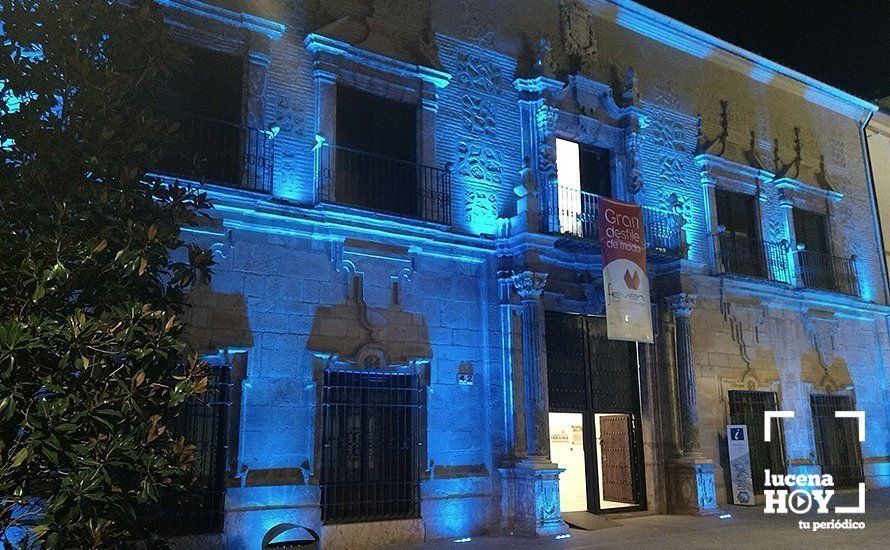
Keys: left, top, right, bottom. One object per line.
{"left": 624, "top": 269, "right": 641, "bottom": 290}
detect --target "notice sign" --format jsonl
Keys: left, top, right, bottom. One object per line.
{"left": 727, "top": 424, "right": 756, "bottom": 506}
{"left": 597, "top": 197, "right": 653, "bottom": 343}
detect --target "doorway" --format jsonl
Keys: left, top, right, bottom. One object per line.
{"left": 545, "top": 313, "right": 646, "bottom": 514}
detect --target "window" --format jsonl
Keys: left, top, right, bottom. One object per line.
{"left": 150, "top": 47, "right": 272, "bottom": 191}
{"left": 550, "top": 139, "right": 612, "bottom": 238}
{"left": 320, "top": 369, "right": 421, "bottom": 523}
{"left": 314, "top": 85, "right": 450, "bottom": 224}
{"left": 333, "top": 86, "right": 419, "bottom": 217}
{"left": 555, "top": 139, "right": 612, "bottom": 198}
{"left": 728, "top": 390, "right": 786, "bottom": 494}
{"left": 159, "top": 363, "right": 230, "bottom": 534}
{"left": 793, "top": 208, "right": 830, "bottom": 255}
{"left": 793, "top": 208, "right": 850, "bottom": 292}
{"left": 715, "top": 190, "right": 766, "bottom": 278}
{"left": 810, "top": 394, "right": 864, "bottom": 489}
{"left": 336, "top": 86, "right": 417, "bottom": 163}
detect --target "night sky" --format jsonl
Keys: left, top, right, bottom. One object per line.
{"left": 637, "top": 0, "right": 890, "bottom": 101}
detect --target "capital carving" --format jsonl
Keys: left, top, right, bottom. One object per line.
{"left": 666, "top": 293, "right": 696, "bottom": 318}
{"left": 512, "top": 271, "right": 548, "bottom": 299}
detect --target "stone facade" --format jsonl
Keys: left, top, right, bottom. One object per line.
{"left": 156, "top": 0, "right": 890, "bottom": 547}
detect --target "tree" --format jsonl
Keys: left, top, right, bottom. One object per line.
{"left": 0, "top": 0, "right": 214, "bottom": 547}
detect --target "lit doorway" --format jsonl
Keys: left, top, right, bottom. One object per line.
{"left": 549, "top": 412, "right": 587, "bottom": 512}
{"left": 546, "top": 313, "right": 646, "bottom": 514}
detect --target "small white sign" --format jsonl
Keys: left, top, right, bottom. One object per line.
{"left": 727, "top": 424, "right": 756, "bottom": 506}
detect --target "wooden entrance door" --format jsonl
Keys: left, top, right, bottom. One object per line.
{"left": 599, "top": 414, "right": 635, "bottom": 504}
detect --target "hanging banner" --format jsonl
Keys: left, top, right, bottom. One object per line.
{"left": 727, "top": 424, "right": 756, "bottom": 506}
{"left": 598, "top": 197, "right": 653, "bottom": 343}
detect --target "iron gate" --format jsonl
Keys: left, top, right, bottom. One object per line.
{"left": 810, "top": 394, "right": 864, "bottom": 489}
{"left": 320, "top": 369, "right": 421, "bottom": 524}
{"left": 728, "top": 390, "right": 786, "bottom": 493}
{"left": 162, "top": 363, "right": 230, "bottom": 533}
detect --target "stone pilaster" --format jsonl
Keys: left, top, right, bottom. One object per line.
{"left": 514, "top": 77, "right": 562, "bottom": 235}
{"left": 512, "top": 271, "right": 550, "bottom": 460}
{"left": 776, "top": 185, "right": 804, "bottom": 287}
{"left": 664, "top": 293, "right": 719, "bottom": 516}
{"left": 667, "top": 293, "right": 701, "bottom": 456}
{"left": 499, "top": 271, "right": 568, "bottom": 537}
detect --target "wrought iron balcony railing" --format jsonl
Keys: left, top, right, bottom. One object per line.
{"left": 540, "top": 183, "right": 682, "bottom": 255}
{"left": 314, "top": 141, "right": 452, "bottom": 225}
{"left": 153, "top": 110, "right": 274, "bottom": 193}
{"left": 714, "top": 232, "right": 793, "bottom": 284}
{"left": 796, "top": 249, "right": 859, "bottom": 296}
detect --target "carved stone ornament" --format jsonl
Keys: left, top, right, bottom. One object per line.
{"left": 512, "top": 271, "right": 548, "bottom": 299}
{"left": 534, "top": 37, "right": 558, "bottom": 79}
{"left": 666, "top": 293, "right": 696, "bottom": 318}
{"left": 356, "top": 343, "right": 391, "bottom": 370}
{"left": 559, "top": 0, "right": 597, "bottom": 72}
{"left": 625, "top": 131, "right": 644, "bottom": 195}
{"left": 516, "top": 156, "right": 538, "bottom": 197}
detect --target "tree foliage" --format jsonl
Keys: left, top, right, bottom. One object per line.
{"left": 0, "top": 0, "right": 213, "bottom": 547}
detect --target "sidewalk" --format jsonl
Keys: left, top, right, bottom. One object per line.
{"left": 402, "top": 489, "right": 890, "bottom": 550}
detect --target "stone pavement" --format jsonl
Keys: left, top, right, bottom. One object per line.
{"left": 401, "top": 489, "right": 890, "bottom": 550}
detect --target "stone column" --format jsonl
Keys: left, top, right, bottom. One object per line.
{"left": 777, "top": 184, "right": 802, "bottom": 287}
{"left": 512, "top": 271, "right": 550, "bottom": 460}
{"left": 514, "top": 77, "right": 561, "bottom": 235}
{"left": 498, "top": 271, "right": 567, "bottom": 537}
{"left": 700, "top": 174, "right": 721, "bottom": 274}
{"left": 667, "top": 293, "right": 701, "bottom": 456}
{"left": 664, "top": 293, "right": 719, "bottom": 516}
{"left": 244, "top": 37, "right": 272, "bottom": 192}
{"left": 310, "top": 66, "right": 337, "bottom": 204}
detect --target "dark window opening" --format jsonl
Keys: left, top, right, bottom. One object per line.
{"left": 150, "top": 47, "right": 272, "bottom": 191}
{"left": 332, "top": 86, "right": 420, "bottom": 218}
{"left": 715, "top": 190, "right": 767, "bottom": 279}
{"left": 320, "top": 369, "right": 421, "bottom": 524}
{"left": 579, "top": 145, "right": 612, "bottom": 198}
{"left": 793, "top": 208, "right": 830, "bottom": 255}
{"left": 792, "top": 209, "right": 856, "bottom": 294}
{"left": 728, "top": 390, "right": 786, "bottom": 494}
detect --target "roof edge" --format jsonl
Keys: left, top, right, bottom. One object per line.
{"left": 604, "top": 0, "right": 878, "bottom": 118}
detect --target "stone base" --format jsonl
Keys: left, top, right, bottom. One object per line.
{"left": 666, "top": 456, "right": 720, "bottom": 516}
{"left": 499, "top": 459, "right": 569, "bottom": 537}
{"left": 321, "top": 518, "right": 424, "bottom": 549}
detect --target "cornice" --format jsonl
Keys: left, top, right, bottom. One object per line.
{"left": 600, "top": 0, "right": 877, "bottom": 119}
{"left": 304, "top": 33, "right": 451, "bottom": 89}
{"left": 156, "top": 0, "right": 285, "bottom": 41}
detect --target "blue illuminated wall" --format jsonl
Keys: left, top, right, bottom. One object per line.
{"left": 168, "top": 1, "right": 890, "bottom": 547}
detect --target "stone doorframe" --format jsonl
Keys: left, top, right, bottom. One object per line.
{"left": 537, "top": 296, "right": 664, "bottom": 515}
{"left": 306, "top": 351, "right": 432, "bottom": 490}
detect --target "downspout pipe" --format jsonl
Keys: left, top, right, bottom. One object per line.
{"left": 860, "top": 108, "right": 890, "bottom": 304}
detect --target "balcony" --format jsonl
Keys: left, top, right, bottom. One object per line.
{"left": 314, "top": 142, "right": 452, "bottom": 225}
{"left": 796, "top": 249, "right": 859, "bottom": 296}
{"left": 714, "top": 232, "right": 792, "bottom": 284}
{"left": 153, "top": 111, "right": 274, "bottom": 194}
{"left": 540, "top": 183, "right": 682, "bottom": 256}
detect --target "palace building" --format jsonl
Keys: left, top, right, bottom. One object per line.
{"left": 151, "top": 0, "right": 890, "bottom": 547}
